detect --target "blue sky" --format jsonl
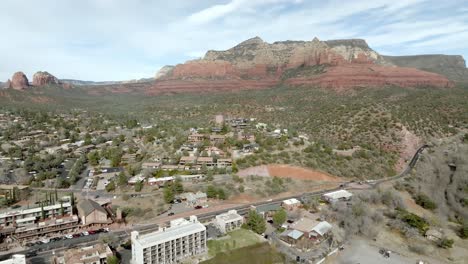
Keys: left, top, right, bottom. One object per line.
{"left": 0, "top": 0, "right": 467, "bottom": 81}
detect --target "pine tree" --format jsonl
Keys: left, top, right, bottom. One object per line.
{"left": 246, "top": 210, "right": 266, "bottom": 234}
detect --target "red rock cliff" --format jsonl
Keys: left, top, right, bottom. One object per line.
{"left": 32, "top": 71, "right": 60, "bottom": 86}
{"left": 8, "top": 72, "right": 29, "bottom": 90}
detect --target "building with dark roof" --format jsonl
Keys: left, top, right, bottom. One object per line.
{"left": 77, "top": 199, "right": 110, "bottom": 226}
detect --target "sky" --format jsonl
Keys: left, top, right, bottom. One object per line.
{"left": 0, "top": 0, "right": 467, "bottom": 81}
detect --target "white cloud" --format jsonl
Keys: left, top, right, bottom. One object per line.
{"left": 0, "top": 0, "right": 466, "bottom": 81}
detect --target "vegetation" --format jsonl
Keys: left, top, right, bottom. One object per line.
{"left": 414, "top": 193, "right": 437, "bottom": 210}
{"left": 207, "top": 229, "right": 263, "bottom": 256}
{"left": 202, "top": 242, "right": 285, "bottom": 264}
{"left": 243, "top": 210, "right": 266, "bottom": 235}
{"left": 272, "top": 209, "right": 287, "bottom": 227}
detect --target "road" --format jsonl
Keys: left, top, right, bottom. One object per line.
{"left": 6, "top": 145, "right": 428, "bottom": 263}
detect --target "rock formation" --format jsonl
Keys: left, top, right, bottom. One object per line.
{"left": 32, "top": 71, "right": 60, "bottom": 86}
{"left": 8, "top": 72, "right": 29, "bottom": 90}
{"left": 147, "top": 36, "right": 453, "bottom": 94}
{"left": 155, "top": 65, "right": 175, "bottom": 79}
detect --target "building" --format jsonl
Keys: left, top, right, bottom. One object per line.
{"left": 214, "top": 115, "right": 224, "bottom": 125}
{"left": 215, "top": 210, "right": 243, "bottom": 234}
{"left": 55, "top": 244, "right": 113, "bottom": 264}
{"left": 216, "top": 158, "right": 232, "bottom": 168}
{"left": 77, "top": 199, "right": 110, "bottom": 226}
{"left": 209, "top": 135, "right": 225, "bottom": 145}
{"left": 188, "top": 134, "right": 205, "bottom": 144}
{"left": 281, "top": 198, "right": 301, "bottom": 211}
{"left": 131, "top": 216, "right": 206, "bottom": 264}
{"left": 253, "top": 204, "right": 280, "bottom": 218}
{"left": 0, "top": 202, "right": 72, "bottom": 227}
{"left": 142, "top": 162, "right": 161, "bottom": 170}
{"left": 282, "top": 229, "right": 304, "bottom": 245}
{"left": 196, "top": 157, "right": 214, "bottom": 167}
{"left": 309, "top": 221, "right": 332, "bottom": 241}
{"left": 322, "top": 190, "right": 353, "bottom": 203}
{"left": 291, "top": 217, "right": 319, "bottom": 237}
{"left": 128, "top": 175, "right": 145, "bottom": 185}
{"left": 179, "top": 156, "right": 196, "bottom": 166}
{"left": 0, "top": 255, "right": 25, "bottom": 264}
{"left": 177, "top": 174, "right": 205, "bottom": 182}
{"left": 14, "top": 215, "right": 79, "bottom": 241}
{"left": 148, "top": 177, "right": 174, "bottom": 186}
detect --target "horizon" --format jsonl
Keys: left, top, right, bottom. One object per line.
{"left": 1, "top": 0, "right": 467, "bottom": 82}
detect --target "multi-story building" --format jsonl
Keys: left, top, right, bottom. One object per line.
{"left": 215, "top": 210, "right": 243, "bottom": 234}
{"left": 131, "top": 216, "right": 206, "bottom": 264}
{"left": 0, "top": 202, "right": 72, "bottom": 227}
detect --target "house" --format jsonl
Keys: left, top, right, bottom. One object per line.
{"left": 243, "top": 143, "right": 259, "bottom": 153}
{"left": 209, "top": 135, "right": 225, "bottom": 145}
{"left": 188, "top": 133, "right": 205, "bottom": 144}
{"left": 282, "top": 229, "right": 304, "bottom": 245}
{"left": 55, "top": 244, "right": 113, "bottom": 264}
{"left": 128, "top": 175, "right": 145, "bottom": 185}
{"left": 322, "top": 190, "right": 353, "bottom": 203}
{"left": 122, "top": 153, "right": 137, "bottom": 164}
{"left": 180, "top": 192, "right": 207, "bottom": 206}
{"left": 253, "top": 204, "right": 280, "bottom": 218}
{"left": 177, "top": 174, "right": 205, "bottom": 182}
{"left": 215, "top": 210, "right": 243, "bottom": 234}
{"left": 142, "top": 162, "right": 161, "bottom": 170}
{"left": 205, "top": 146, "right": 225, "bottom": 157}
{"left": 161, "top": 165, "right": 184, "bottom": 171}
{"left": 148, "top": 176, "right": 174, "bottom": 186}
{"left": 77, "top": 199, "right": 110, "bottom": 226}
{"left": 281, "top": 198, "right": 301, "bottom": 211}
{"left": 291, "top": 217, "right": 319, "bottom": 237}
{"left": 309, "top": 221, "right": 332, "bottom": 241}
{"left": 197, "top": 157, "right": 214, "bottom": 167}
{"left": 179, "top": 156, "right": 197, "bottom": 166}
{"left": 217, "top": 158, "right": 232, "bottom": 168}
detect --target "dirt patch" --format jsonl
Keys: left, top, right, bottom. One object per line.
{"left": 395, "top": 125, "right": 421, "bottom": 171}
{"left": 267, "top": 164, "right": 341, "bottom": 182}
{"left": 239, "top": 164, "right": 341, "bottom": 182}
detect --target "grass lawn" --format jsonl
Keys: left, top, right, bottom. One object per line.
{"left": 202, "top": 242, "right": 286, "bottom": 264}
{"left": 207, "top": 228, "right": 263, "bottom": 256}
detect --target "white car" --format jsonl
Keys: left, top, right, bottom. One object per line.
{"left": 65, "top": 234, "right": 73, "bottom": 239}
{"left": 82, "top": 231, "right": 89, "bottom": 236}
{"left": 41, "top": 238, "right": 50, "bottom": 244}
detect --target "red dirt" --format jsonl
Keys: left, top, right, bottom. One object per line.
{"left": 267, "top": 164, "right": 341, "bottom": 182}
{"left": 238, "top": 164, "right": 341, "bottom": 182}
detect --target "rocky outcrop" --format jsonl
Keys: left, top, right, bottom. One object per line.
{"left": 148, "top": 36, "right": 453, "bottom": 94}
{"left": 7, "top": 72, "right": 29, "bottom": 90}
{"left": 383, "top": 55, "right": 468, "bottom": 82}
{"left": 32, "top": 71, "right": 60, "bottom": 86}
{"left": 155, "top": 65, "right": 175, "bottom": 79}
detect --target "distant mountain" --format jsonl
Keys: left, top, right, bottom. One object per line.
{"left": 147, "top": 36, "right": 453, "bottom": 94}
{"left": 60, "top": 78, "right": 154, "bottom": 86}
{"left": 383, "top": 55, "right": 468, "bottom": 83}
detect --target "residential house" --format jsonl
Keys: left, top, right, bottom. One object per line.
{"left": 252, "top": 204, "right": 280, "bottom": 218}
{"left": 216, "top": 158, "right": 232, "bottom": 168}
{"left": 197, "top": 157, "right": 214, "bottom": 167}
{"left": 205, "top": 146, "right": 225, "bottom": 157}
{"left": 179, "top": 156, "right": 196, "bottom": 166}
{"left": 215, "top": 210, "right": 243, "bottom": 234}
{"left": 322, "top": 190, "right": 353, "bottom": 203}
{"left": 281, "top": 198, "right": 301, "bottom": 211}
{"left": 148, "top": 177, "right": 174, "bottom": 186}
{"left": 77, "top": 199, "right": 110, "bottom": 226}
{"left": 188, "top": 133, "right": 205, "bottom": 144}
{"left": 128, "top": 175, "right": 145, "bottom": 185}
{"left": 142, "top": 162, "right": 161, "bottom": 170}
{"left": 209, "top": 135, "right": 225, "bottom": 145}
{"left": 281, "top": 229, "right": 304, "bottom": 245}
{"left": 309, "top": 221, "right": 333, "bottom": 241}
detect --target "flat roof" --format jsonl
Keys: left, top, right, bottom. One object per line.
{"left": 216, "top": 211, "right": 243, "bottom": 222}
{"left": 323, "top": 190, "right": 353, "bottom": 199}
{"left": 287, "top": 230, "right": 304, "bottom": 240}
{"left": 0, "top": 202, "right": 71, "bottom": 218}
{"left": 135, "top": 220, "right": 205, "bottom": 247}
{"left": 283, "top": 198, "right": 300, "bottom": 205}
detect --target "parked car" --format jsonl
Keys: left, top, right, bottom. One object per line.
{"left": 65, "top": 234, "right": 73, "bottom": 239}
{"left": 40, "top": 238, "right": 50, "bottom": 244}
{"left": 168, "top": 212, "right": 175, "bottom": 216}
{"left": 194, "top": 205, "right": 203, "bottom": 209}
{"left": 88, "top": 230, "right": 97, "bottom": 235}
{"left": 82, "top": 231, "right": 89, "bottom": 236}
{"left": 72, "top": 234, "right": 81, "bottom": 238}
